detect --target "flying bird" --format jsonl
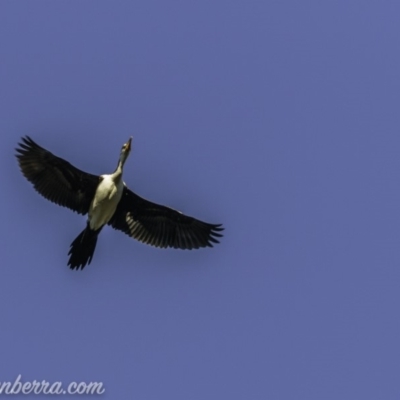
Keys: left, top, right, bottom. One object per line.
{"left": 16, "top": 136, "right": 223, "bottom": 270}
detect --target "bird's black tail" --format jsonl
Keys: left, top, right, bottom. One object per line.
{"left": 68, "top": 223, "right": 101, "bottom": 270}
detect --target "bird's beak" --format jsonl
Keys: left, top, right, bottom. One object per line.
{"left": 126, "top": 137, "right": 132, "bottom": 151}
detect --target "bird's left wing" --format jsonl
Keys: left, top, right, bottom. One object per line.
{"left": 108, "top": 186, "right": 223, "bottom": 249}
{"left": 16, "top": 136, "right": 99, "bottom": 215}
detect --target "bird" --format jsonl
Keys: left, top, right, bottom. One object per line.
{"left": 15, "top": 136, "right": 223, "bottom": 270}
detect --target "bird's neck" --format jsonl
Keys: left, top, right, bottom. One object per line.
{"left": 112, "top": 157, "right": 125, "bottom": 183}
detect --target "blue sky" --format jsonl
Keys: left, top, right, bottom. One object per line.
{"left": 1, "top": 1, "right": 400, "bottom": 399}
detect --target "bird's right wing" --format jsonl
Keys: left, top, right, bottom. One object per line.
{"left": 16, "top": 136, "right": 99, "bottom": 215}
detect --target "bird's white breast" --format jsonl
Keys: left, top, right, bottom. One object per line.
{"left": 89, "top": 174, "right": 124, "bottom": 231}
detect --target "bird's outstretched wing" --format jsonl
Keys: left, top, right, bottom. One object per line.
{"left": 16, "top": 136, "right": 99, "bottom": 215}
{"left": 109, "top": 187, "right": 224, "bottom": 249}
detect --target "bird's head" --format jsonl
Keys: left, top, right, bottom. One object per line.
{"left": 119, "top": 137, "right": 132, "bottom": 165}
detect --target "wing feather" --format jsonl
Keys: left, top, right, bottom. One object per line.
{"left": 109, "top": 187, "right": 223, "bottom": 250}
{"left": 16, "top": 136, "right": 99, "bottom": 215}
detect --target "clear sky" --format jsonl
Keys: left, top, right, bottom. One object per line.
{"left": 1, "top": 1, "right": 400, "bottom": 399}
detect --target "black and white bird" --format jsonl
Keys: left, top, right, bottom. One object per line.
{"left": 16, "top": 136, "right": 223, "bottom": 270}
